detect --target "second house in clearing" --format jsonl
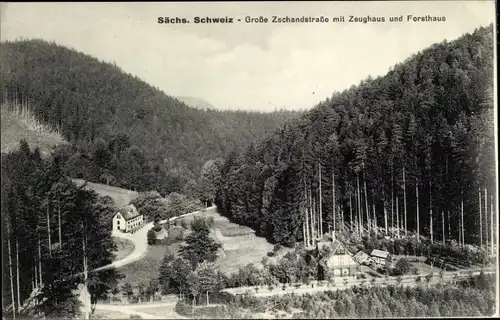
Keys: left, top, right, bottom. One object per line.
{"left": 112, "top": 204, "right": 144, "bottom": 232}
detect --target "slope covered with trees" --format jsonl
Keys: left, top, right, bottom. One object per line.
{"left": 0, "top": 39, "right": 302, "bottom": 195}
{"left": 1, "top": 141, "right": 122, "bottom": 318}
{"left": 216, "top": 25, "right": 496, "bottom": 248}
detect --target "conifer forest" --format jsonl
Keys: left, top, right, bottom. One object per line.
{"left": 216, "top": 25, "right": 496, "bottom": 248}
{"left": 1, "top": 9, "right": 497, "bottom": 319}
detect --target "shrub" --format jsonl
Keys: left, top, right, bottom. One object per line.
{"left": 129, "top": 314, "right": 142, "bottom": 319}
{"left": 357, "top": 273, "right": 367, "bottom": 280}
{"left": 273, "top": 244, "right": 282, "bottom": 253}
{"left": 394, "top": 258, "right": 411, "bottom": 276}
{"left": 206, "top": 216, "right": 215, "bottom": 227}
{"left": 194, "top": 306, "right": 228, "bottom": 319}
{"left": 267, "top": 251, "right": 275, "bottom": 257}
{"left": 180, "top": 219, "right": 188, "bottom": 229}
{"left": 146, "top": 229, "right": 156, "bottom": 245}
{"left": 175, "top": 301, "right": 193, "bottom": 317}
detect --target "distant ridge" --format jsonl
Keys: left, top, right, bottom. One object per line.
{"left": 175, "top": 96, "right": 215, "bottom": 111}
{"left": 1, "top": 39, "right": 302, "bottom": 194}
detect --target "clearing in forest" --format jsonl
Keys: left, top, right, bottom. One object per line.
{"left": 1, "top": 105, "right": 67, "bottom": 155}
{"left": 72, "top": 179, "right": 139, "bottom": 208}
{"left": 182, "top": 208, "right": 278, "bottom": 274}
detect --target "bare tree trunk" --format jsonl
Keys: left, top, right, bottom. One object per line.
{"left": 7, "top": 224, "right": 16, "bottom": 319}
{"left": 303, "top": 175, "right": 309, "bottom": 247}
{"left": 416, "top": 178, "right": 420, "bottom": 243}
{"left": 58, "top": 197, "right": 62, "bottom": 246}
{"left": 461, "top": 190, "right": 465, "bottom": 246}
{"left": 305, "top": 206, "right": 312, "bottom": 246}
{"left": 34, "top": 261, "right": 37, "bottom": 291}
{"left": 373, "top": 204, "right": 377, "bottom": 238}
{"left": 396, "top": 196, "right": 400, "bottom": 239}
{"left": 340, "top": 203, "right": 344, "bottom": 232}
{"left": 357, "top": 174, "right": 362, "bottom": 236}
{"left": 429, "top": 179, "right": 433, "bottom": 244}
{"left": 16, "top": 239, "right": 21, "bottom": 311}
{"left": 312, "top": 190, "right": 318, "bottom": 238}
{"left": 384, "top": 201, "right": 388, "bottom": 236}
{"left": 355, "top": 193, "right": 360, "bottom": 237}
{"left": 302, "top": 215, "right": 306, "bottom": 248}
{"left": 363, "top": 164, "right": 369, "bottom": 233}
{"left": 305, "top": 203, "right": 310, "bottom": 248}
{"left": 38, "top": 237, "right": 42, "bottom": 288}
{"left": 32, "top": 265, "right": 35, "bottom": 292}
{"left": 479, "top": 188, "right": 483, "bottom": 248}
{"left": 403, "top": 166, "right": 407, "bottom": 237}
{"left": 441, "top": 211, "right": 445, "bottom": 246}
{"left": 491, "top": 195, "right": 494, "bottom": 255}
{"left": 319, "top": 163, "right": 323, "bottom": 237}
{"left": 332, "top": 168, "right": 336, "bottom": 233}
{"left": 484, "top": 188, "right": 488, "bottom": 250}
{"left": 446, "top": 210, "right": 451, "bottom": 239}
{"left": 47, "top": 198, "right": 52, "bottom": 255}
{"left": 391, "top": 169, "right": 394, "bottom": 237}
{"left": 310, "top": 186, "right": 315, "bottom": 241}
{"left": 83, "top": 223, "right": 90, "bottom": 320}
{"left": 458, "top": 207, "right": 462, "bottom": 246}
{"left": 349, "top": 195, "right": 353, "bottom": 232}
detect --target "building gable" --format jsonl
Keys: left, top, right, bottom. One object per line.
{"left": 117, "top": 204, "right": 142, "bottom": 221}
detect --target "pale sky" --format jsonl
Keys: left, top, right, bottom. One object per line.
{"left": 0, "top": 1, "right": 495, "bottom": 111}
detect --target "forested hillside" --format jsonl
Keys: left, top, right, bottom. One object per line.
{"left": 216, "top": 25, "right": 496, "bottom": 247}
{"left": 1, "top": 141, "right": 121, "bottom": 317}
{"left": 0, "top": 39, "right": 302, "bottom": 195}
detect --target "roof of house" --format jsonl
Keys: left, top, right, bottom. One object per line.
{"left": 353, "top": 251, "right": 371, "bottom": 263}
{"left": 317, "top": 238, "right": 349, "bottom": 255}
{"left": 324, "top": 253, "right": 358, "bottom": 269}
{"left": 370, "top": 249, "right": 390, "bottom": 259}
{"left": 115, "top": 204, "right": 141, "bottom": 221}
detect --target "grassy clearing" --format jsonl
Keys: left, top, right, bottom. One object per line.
{"left": 72, "top": 179, "right": 139, "bottom": 208}
{"left": 220, "top": 225, "right": 254, "bottom": 237}
{"left": 1, "top": 107, "right": 67, "bottom": 155}
{"left": 136, "top": 306, "right": 186, "bottom": 319}
{"left": 113, "top": 237, "right": 135, "bottom": 261}
{"left": 183, "top": 208, "right": 276, "bottom": 274}
{"left": 118, "top": 242, "right": 183, "bottom": 287}
{"left": 93, "top": 309, "right": 131, "bottom": 319}
{"left": 411, "top": 261, "right": 443, "bottom": 274}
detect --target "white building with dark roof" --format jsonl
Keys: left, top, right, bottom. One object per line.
{"left": 317, "top": 232, "right": 359, "bottom": 278}
{"left": 370, "top": 249, "right": 392, "bottom": 266}
{"left": 112, "top": 204, "right": 143, "bottom": 232}
{"left": 353, "top": 251, "right": 373, "bottom": 265}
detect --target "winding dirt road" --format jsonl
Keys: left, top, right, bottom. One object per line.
{"left": 91, "top": 206, "right": 216, "bottom": 319}
{"left": 95, "top": 206, "right": 216, "bottom": 272}
{"left": 95, "top": 299, "right": 187, "bottom": 319}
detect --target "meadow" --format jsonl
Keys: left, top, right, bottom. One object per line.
{"left": 72, "top": 179, "right": 139, "bottom": 208}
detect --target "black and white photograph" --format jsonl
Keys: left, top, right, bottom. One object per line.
{"left": 1, "top": 1, "right": 498, "bottom": 319}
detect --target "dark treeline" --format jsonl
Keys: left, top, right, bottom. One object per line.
{"left": 216, "top": 25, "right": 496, "bottom": 247}
{"left": 0, "top": 39, "right": 302, "bottom": 195}
{"left": 221, "top": 273, "right": 496, "bottom": 318}
{"left": 1, "top": 141, "right": 121, "bottom": 318}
